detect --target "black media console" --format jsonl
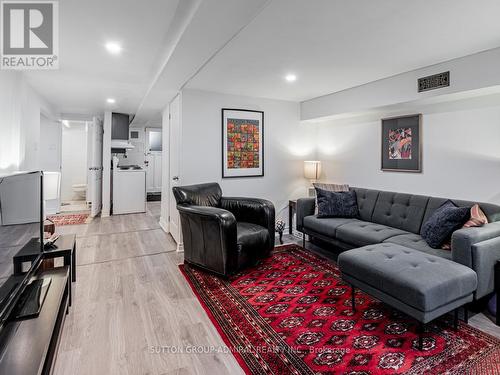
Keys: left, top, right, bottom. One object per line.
{"left": 0, "top": 234, "right": 76, "bottom": 375}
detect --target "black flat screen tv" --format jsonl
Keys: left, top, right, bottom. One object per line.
{"left": 0, "top": 171, "right": 44, "bottom": 330}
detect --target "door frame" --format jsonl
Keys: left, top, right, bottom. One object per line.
{"left": 159, "top": 109, "right": 170, "bottom": 234}
{"left": 163, "top": 93, "right": 184, "bottom": 252}
{"left": 87, "top": 117, "right": 103, "bottom": 217}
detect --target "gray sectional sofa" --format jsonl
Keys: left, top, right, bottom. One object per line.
{"left": 297, "top": 187, "right": 500, "bottom": 300}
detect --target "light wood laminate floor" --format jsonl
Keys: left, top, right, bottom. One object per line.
{"left": 53, "top": 204, "right": 500, "bottom": 375}
{"left": 53, "top": 203, "right": 244, "bottom": 375}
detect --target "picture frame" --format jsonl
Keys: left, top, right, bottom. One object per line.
{"left": 222, "top": 108, "right": 264, "bottom": 178}
{"left": 381, "top": 114, "right": 422, "bottom": 172}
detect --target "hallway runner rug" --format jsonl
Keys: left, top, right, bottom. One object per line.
{"left": 47, "top": 213, "right": 89, "bottom": 226}
{"left": 180, "top": 244, "right": 500, "bottom": 374}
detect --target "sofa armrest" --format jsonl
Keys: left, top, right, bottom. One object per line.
{"left": 296, "top": 198, "right": 316, "bottom": 232}
{"left": 451, "top": 222, "right": 500, "bottom": 267}
{"left": 469, "top": 236, "right": 500, "bottom": 298}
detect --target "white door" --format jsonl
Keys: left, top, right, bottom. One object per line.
{"left": 145, "top": 128, "right": 162, "bottom": 193}
{"left": 87, "top": 117, "right": 103, "bottom": 217}
{"left": 169, "top": 95, "right": 182, "bottom": 249}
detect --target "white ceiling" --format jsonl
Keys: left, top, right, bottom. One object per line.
{"left": 23, "top": 0, "right": 500, "bottom": 123}
{"left": 187, "top": 0, "right": 500, "bottom": 101}
{"left": 25, "top": 0, "right": 180, "bottom": 116}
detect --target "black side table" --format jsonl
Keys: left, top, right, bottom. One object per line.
{"left": 13, "top": 234, "right": 76, "bottom": 307}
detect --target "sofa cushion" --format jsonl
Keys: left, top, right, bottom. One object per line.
{"left": 350, "top": 188, "right": 379, "bottom": 221}
{"left": 237, "top": 222, "right": 270, "bottom": 250}
{"left": 316, "top": 189, "right": 359, "bottom": 218}
{"left": 371, "top": 191, "right": 429, "bottom": 234}
{"left": 384, "top": 233, "right": 452, "bottom": 260}
{"left": 421, "top": 201, "right": 470, "bottom": 248}
{"left": 336, "top": 221, "right": 407, "bottom": 247}
{"left": 303, "top": 216, "right": 358, "bottom": 237}
{"left": 337, "top": 243, "right": 478, "bottom": 312}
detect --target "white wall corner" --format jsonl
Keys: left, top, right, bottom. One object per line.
{"left": 159, "top": 216, "right": 169, "bottom": 233}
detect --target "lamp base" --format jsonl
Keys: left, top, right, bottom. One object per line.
{"left": 308, "top": 186, "right": 316, "bottom": 197}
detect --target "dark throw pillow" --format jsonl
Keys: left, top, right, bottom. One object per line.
{"left": 316, "top": 188, "right": 359, "bottom": 218}
{"left": 420, "top": 200, "right": 470, "bottom": 249}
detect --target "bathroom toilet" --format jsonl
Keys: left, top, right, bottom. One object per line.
{"left": 72, "top": 184, "right": 87, "bottom": 201}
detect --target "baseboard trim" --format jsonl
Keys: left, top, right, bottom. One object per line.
{"left": 176, "top": 242, "right": 184, "bottom": 253}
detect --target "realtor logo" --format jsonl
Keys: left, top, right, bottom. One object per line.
{"left": 1, "top": 1, "right": 58, "bottom": 69}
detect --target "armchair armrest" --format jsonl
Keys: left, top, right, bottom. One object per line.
{"left": 177, "top": 204, "right": 236, "bottom": 224}
{"left": 177, "top": 204, "right": 237, "bottom": 276}
{"left": 220, "top": 197, "right": 275, "bottom": 236}
{"left": 296, "top": 198, "right": 316, "bottom": 231}
{"left": 451, "top": 222, "right": 500, "bottom": 267}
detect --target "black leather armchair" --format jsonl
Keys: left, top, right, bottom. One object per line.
{"left": 172, "top": 183, "right": 275, "bottom": 277}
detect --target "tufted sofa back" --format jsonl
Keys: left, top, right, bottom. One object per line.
{"left": 351, "top": 187, "right": 500, "bottom": 234}
{"left": 371, "top": 191, "right": 429, "bottom": 233}
{"left": 350, "top": 188, "right": 379, "bottom": 221}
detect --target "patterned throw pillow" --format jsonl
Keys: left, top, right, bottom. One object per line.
{"left": 442, "top": 204, "right": 488, "bottom": 250}
{"left": 420, "top": 200, "right": 470, "bottom": 249}
{"left": 312, "top": 183, "right": 349, "bottom": 215}
{"left": 464, "top": 204, "right": 488, "bottom": 227}
{"left": 315, "top": 188, "right": 359, "bottom": 218}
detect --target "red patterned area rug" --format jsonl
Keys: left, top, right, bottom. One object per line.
{"left": 180, "top": 244, "right": 500, "bottom": 374}
{"left": 47, "top": 213, "right": 89, "bottom": 226}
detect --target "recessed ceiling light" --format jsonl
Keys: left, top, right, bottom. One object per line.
{"left": 106, "top": 98, "right": 116, "bottom": 104}
{"left": 285, "top": 74, "right": 297, "bottom": 82}
{"left": 105, "top": 42, "right": 122, "bottom": 55}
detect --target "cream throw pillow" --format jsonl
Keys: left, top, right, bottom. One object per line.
{"left": 312, "top": 183, "right": 350, "bottom": 215}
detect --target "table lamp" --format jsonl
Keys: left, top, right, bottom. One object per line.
{"left": 304, "top": 160, "right": 321, "bottom": 196}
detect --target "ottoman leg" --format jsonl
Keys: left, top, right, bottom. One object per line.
{"left": 302, "top": 233, "right": 306, "bottom": 248}
{"left": 351, "top": 286, "right": 356, "bottom": 313}
{"left": 463, "top": 306, "right": 469, "bottom": 324}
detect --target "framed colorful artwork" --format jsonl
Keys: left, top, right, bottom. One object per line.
{"left": 381, "top": 114, "right": 422, "bottom": 172}
{"left": 222, "top": 108, "right": 264, "bottom": 178}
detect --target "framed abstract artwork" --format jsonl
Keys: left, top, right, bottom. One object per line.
{"left": 381, "top": 114, "right": 422, "bottom": 172}
{"left": 222, "top": 108, "right": 264, "bottom": 178}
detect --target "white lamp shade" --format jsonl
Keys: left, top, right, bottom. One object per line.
{"left": 304, "top": 161, "right": 322, "bottom": 180}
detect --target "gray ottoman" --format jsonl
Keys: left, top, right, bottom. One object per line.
{"left": 338, "top": 243, "right": 477, "bottom": 347}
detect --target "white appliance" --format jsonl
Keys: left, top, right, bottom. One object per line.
{"left": 111, "top": 139, "right": 135, "bottom": 149}
{"left": 112, "top": 166, "right": 146, "bottom": 215}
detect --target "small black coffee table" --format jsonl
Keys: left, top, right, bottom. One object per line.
{"left": 14, "top": 234, "right": 76, "bottom": 306}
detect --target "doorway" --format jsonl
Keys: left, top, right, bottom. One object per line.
{"left": 145, "top": 127, "right": 162, "bottom": 197}
{"left": 60, "top": 121, "right": 89, "bottom": 213}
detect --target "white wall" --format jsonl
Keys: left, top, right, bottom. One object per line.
{"left": 301, "top": 47, "right": 500, "bottom": 121}
{"left": 61, "top": 123, "right": 88, "bottom": 201}
{"left": 180, "top": 89, "right": 316, "bottom": 224}
{"left": 120, "top": 127, "right": 145, "bottom": 166}
{"left": 0, "top": 71, "right": 56, "bottom": 173}
{"left": 316, "top": 99, "right": 500, "bottom": 204}
{"left": 0, "top": 72, "right": 22, "bottom": 172}
{"left": 39, "top": 114, "right": 62, "bottom": 172}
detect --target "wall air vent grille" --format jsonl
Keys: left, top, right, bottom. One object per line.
{"left": 418, "top": 71, "right": 450, "bottom": 93}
